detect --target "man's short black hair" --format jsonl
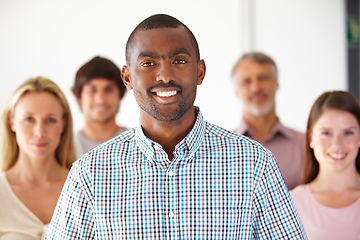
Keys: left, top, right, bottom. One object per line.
{"left": 125, "top": 14, "right": 200, "bottom": 65}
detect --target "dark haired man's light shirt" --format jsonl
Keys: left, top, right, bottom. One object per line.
{"left": 45, "top": 107, "right": 307, "bottom": 239}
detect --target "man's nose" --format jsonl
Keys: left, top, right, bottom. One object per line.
{"left": 94, "top": 90, "right": 106, "bottom": 103}
{"left": 249, "top": 79, "right": 262, "bottom": 92}
{"left": 156, "top": 63, "right": 174, "bottom": 83}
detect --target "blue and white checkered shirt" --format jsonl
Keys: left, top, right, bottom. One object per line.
{"left": 46, "top": 107, "right": 307, "bottom": 239}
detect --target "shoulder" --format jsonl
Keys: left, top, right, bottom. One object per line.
{"left": 290, "top": 184, "right": 309, "bottom": 201}
{"left": 118, "top": 126, "right": 129, "bottom": 135}
{"left": 285, "top": 127, "right": 304, "bottom": 139}
{"left": 81, "top": 128, "right": 135, "bottom": 160}
{"left": 276, "top": 121, "right": 305, "bottom": 144}
{"left": 73, "top": 130, "right": 84, "bottom": 140}
{"left": 64, "top": 129, "right": 136, "bottom": 197}
{"left": 232, "top": 117, "right": 248, "bottom": 135}
{"left": 279, "top": 121, "right": 304, "bottom": 137}
{"left": 73, "top": 130, "right": 89, "bottom": 147}
{"left": 71, "top": 128, "right": 136, "bottom": 175}
{"left": 207, "top": 122, "right": 258, "bottom": 144}
{"left": 0, "top": 172, "right": 19, "bottom": 218}
{"left": 205, "top": 122, "right": 274, "bottom": 159}
{"left": 0, "top": 172, "right": 8, "bottom": 192}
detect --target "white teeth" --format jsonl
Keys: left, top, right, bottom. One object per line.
{"left": 156, "top": 90, "right": 177, "bottom": 97}
{"left": 329, "top": 153, "right": 346, "bottom": 159}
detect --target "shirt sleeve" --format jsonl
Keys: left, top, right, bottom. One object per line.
{"left": 252, "top": 152, "right": 308, "bottom": 239}
{"left": 45, "top": 162, "right": 96, "bottom": 239}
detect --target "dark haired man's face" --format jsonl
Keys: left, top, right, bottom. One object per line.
{"left": 78, "top": 78, "right": 122, "bottom": 124}
{"left": 122, "top": 26, "right": 205, "bottom": 122}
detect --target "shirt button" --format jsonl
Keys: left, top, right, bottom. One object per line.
{"left": 168, "top": 170, "right": 174, "bottom": 176}
{"left": 168, "top": 211, "right": 175, "bottom": 218}
{"left": 146, "top": 157, "right": 153, "bottom": 166}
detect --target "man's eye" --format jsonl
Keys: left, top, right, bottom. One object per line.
{"left": 105, "top": 87, "right": 114, "bottom": 93}
{"left": 84, "top": 87, "right": 96, "bottom": 93}
{"left": 174, "top": 59, "right": 187, "bottom": 64}
{"left": 241, "top": 79, "right": 251, "bottom": 86}
{"left": 141, "top": 62, "right": 155, "bottom": 67}
{"left": 258, "top": 75, "right": 270, "bottom": 81}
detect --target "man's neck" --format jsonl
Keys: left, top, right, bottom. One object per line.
{"left": 82, "top": 119, "right": 121, "bottom": 142}
{"left": 243, "top": 111, "right": 278, "bottom": 141}
{"left": 140, "top": 108, "right": 196, "bottom": 160}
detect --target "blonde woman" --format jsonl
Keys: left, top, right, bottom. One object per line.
{"left": 0, "top": 77, "right": 76, "bottom": 239}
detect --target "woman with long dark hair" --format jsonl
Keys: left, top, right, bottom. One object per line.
{"left": 290, "top": 91, "right": 360, "bottom": 239}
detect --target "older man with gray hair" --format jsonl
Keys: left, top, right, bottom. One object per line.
{"left": 232, "top": 52, "right": 304, "bottom": 190}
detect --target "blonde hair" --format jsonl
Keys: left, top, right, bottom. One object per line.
{"left": 0, "top": 77, "right": 76, "bottom": 171}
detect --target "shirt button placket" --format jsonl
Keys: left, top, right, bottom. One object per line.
{"left": 167, "top": 168, "right": 177, "bottom": 236}
{"left": 168, "top": 211, "right": 175, "bottom": 218}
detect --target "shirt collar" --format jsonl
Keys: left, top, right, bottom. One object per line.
{"left": 235, "top": 117, "right": 294, "bottom": 142}
{"left": 182, "top": 106, "right": 206, "bottom": 154}
{"left": 135, "top": 106, "right": 206, "bottom": 162}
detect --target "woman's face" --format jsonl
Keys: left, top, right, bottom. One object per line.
{"left": 310, "top": 108, "right": 360, "bottom": 173}
{"left": 10, "top": 92, "right": 65, "bottom": 161}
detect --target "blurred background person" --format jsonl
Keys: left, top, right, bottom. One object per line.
{"left": 290, "top": 91, "right": 360, "bottom": 239}
{"left": 232, "top": 51, "right": 304, "bottom": 190}
{"left": 0, "top": 77, "right": 76, "bottom": 239}
{"left": 72, "top": 56, "right": 127, "bottom": 158}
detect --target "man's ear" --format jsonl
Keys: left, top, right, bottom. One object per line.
{"left": 234, "top": 86, "right": 242, "bottom": 100}
{"left": 121, "top": 65, "right": 133, "bottom": 90}
{"left": 197, "top": 59, "right": 206, "bottom": 86}
{"left": 274, "top": 79, "right": 279, "bottom": 92}
{"left": 72, "top": 89, "right": 82, "bottom": 105}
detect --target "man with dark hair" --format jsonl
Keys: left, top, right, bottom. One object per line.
{"left": 72, "top": 56, "right": 127, "bottom": 158}
{"left": 232, "top": 52, "right": 304, "bottom": 190}
{"left": 46, "top": 14, "right": 307, "bottom": 239}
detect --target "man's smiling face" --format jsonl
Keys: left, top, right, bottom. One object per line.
{"left": 122, "top": 26, "right": 205, "bottom": 122}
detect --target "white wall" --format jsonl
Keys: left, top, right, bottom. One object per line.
{"left": 252, "top": 0, "right": 346, "bottom": 132}
{"left": 0, "top": 0, "right": 345, "bottom": 134}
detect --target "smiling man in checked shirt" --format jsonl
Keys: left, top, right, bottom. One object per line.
{"left": 45, "top": 14, "right": 307, "bottom": 239}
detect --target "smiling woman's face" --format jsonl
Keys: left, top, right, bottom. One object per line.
{"left": 310, "top": 108, "right": 360, "bottom": 173}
